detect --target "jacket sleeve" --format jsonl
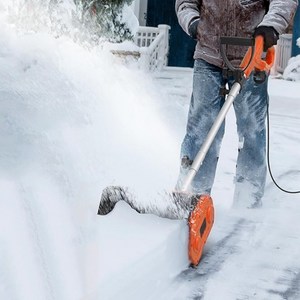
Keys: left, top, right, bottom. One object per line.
{"left": 175, "top": 0, "right": 201, "bottom": 35}
{"left": 259, "top": 0, "right": 298, "bottom": 34}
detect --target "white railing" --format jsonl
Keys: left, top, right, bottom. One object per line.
{"left": 110, "top": 24, "right": 170, "bottom": 72}
{"left": 275, "top": 34, "right": 293, "bottom": 74}
{"left": 136, "top": 25, "right": 170, "bottom": 71}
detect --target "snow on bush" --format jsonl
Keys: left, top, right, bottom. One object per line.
{"left": 283, "top": 38, "right": 300, "bottom": 81}
{"left": 121, "top": 2, "right": 139, "bottom": 37}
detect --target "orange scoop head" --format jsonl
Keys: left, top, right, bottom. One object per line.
{"left": 188, "top": 194, "right": 214, "bottom": 266}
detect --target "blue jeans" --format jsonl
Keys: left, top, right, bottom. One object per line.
{"left": 177, "top": 59, "right": 268, "bottom": 207}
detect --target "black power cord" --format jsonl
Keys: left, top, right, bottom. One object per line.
{"left": 266, "top": 96, "right": 300, "bottom": 194}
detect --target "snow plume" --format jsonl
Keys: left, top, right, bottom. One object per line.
{"left": 0, "top": 4, "right": 178, "bottom": 300}
{"left": 1, "top": 0, "right": 138, "bottom": 46}
{"left": 1, "top": 0, "right": 76, "bottom": 36}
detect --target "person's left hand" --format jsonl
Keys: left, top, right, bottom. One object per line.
{"left": 254, "top": 26, "right": 279, "bottom": 51}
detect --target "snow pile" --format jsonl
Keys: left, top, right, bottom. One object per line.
{"left": 283, "top": 38, "right": 300, "bottom": 81}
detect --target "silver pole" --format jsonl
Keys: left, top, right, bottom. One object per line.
{"left": 180, "top": 82, "right": 242, "bottom": 192}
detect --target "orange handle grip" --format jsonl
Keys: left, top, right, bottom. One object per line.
{"left": 240, "top": 35, "right": 275, "bottom": 78}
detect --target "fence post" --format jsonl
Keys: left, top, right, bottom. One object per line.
{"left": 292, "top": 4, "right": 300, "bottom": 57}
{"left": 158, "top": 24, "right": 170, "bottom": 67}
{"left": 275, "top": 34, "right": 293, "bottom": 73}
{"left": 139, "top": 47, "right": 151, "bottom": 71}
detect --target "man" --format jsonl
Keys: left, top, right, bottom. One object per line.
{"left": 175, "top": 0, "right": 298, "bottom": 208}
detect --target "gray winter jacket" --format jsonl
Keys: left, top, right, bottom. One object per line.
{"left": 175, "top": 0, "right": 298, "bottom": 67}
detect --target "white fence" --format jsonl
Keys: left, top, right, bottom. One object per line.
{"left": 110, "top": 24, "right": 170, "bottom": 72}
{"left": 275, "top": 34, "right": 293, "bottom": 74}
{"left": 135, "top": 25, "right": 170, "bottom": 71}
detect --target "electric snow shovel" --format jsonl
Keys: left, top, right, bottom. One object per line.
{"left": 98, "top": 35, "right": 275, "bottom": 267}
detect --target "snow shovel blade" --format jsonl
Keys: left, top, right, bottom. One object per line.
{"left": 98, "top": 186, "right": 188, "bottom": 218}
{"left": 99, "top": 187, "right": 214, "bottom": 266}
{"left": 187, "top": 194, "right": 214, "bottom": 267}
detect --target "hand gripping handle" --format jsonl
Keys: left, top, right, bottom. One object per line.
{"left": 240, "top": 35, "right": 275, "bottom": 78}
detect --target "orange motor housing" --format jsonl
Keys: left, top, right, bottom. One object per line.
{"left": 188, "top": 194, "right": 214, "bottom": 266}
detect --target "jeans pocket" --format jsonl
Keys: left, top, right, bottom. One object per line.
{"left": 194, "top": 59, "right": 220, "bottom": 74}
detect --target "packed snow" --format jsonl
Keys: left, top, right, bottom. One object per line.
{"left": 1, "top": 3, "right": 300, "bottom": 300}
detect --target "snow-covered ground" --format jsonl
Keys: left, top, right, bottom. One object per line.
{"left": 1, "top": 4, "right": 300, "bottom": 300}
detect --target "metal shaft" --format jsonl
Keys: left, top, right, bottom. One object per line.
{"left": 181, "top": 82, "right": 242, "bottom": 192}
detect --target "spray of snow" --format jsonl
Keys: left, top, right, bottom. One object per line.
{"left": 0, "top": 3, "right": 181, "bottom": 300}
